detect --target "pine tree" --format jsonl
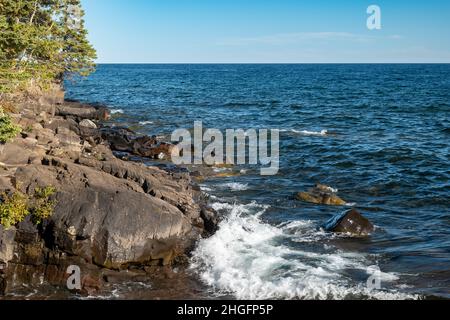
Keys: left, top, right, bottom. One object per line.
{"left": 0, "top": 0, "right": 96, "bottom": 95}
{"left": 58, "top": 0, "right": 96, "bottom": 78}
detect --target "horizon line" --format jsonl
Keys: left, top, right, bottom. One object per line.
{"left": 93, "top": 62, "right": 450, "bottom": 65}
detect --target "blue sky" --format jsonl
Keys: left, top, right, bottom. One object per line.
{"left": 81, "top": 0, "right": 450, "bottom": 63}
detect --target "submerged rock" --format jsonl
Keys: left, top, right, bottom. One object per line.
{"left": 295, "top": 184, "right": 347, "bottom": 206}
{"left": 323, "top": 209, "right": 374, "bottom": 236}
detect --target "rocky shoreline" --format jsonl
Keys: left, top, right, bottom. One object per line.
{"left": 0, "top": 90, "right": 218, "bottom": 297}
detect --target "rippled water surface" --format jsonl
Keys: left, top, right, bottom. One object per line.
{"left": 66, "top": 64, "right": 450, "bottom": 299}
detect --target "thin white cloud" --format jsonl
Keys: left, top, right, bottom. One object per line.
{"left": 217, "top": 32, "right": 375, "bottom": 46}
{"left": 387, "top": 34, "right": 404, "bottom": 40}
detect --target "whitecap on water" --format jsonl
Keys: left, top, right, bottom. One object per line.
{"left": 139, "top": 121, "right": 153, "bottom": 125}
{"left": 191, "top": 201, "right": 419, "bottom": 300}
{"left": 293, "top": 129, "right": 328, "bottom": 136}
{"left": 281, "top": 129, "right": 328, "bottom": 136}
{"left": 200, "top": 185, "right": 213, "bottom": 192}
{"left": 221, "top": 182, "right": 249, "bottom": 191}
{"left": 110, "top": 109, "right": 124, "bottom": 115}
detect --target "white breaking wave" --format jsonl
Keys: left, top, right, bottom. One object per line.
{"left": 110, "top": 109, "right": 124, "bottom": 115}
{"left": 324, "top": 186, "right": 339, "bottom": 193}
{"left": 139, "top": 121, "right": 153, "bottom": 125}
{"left": 281, "top": 129, "right": 328, "bottom": 136}
{"left": 293, "top": 129, "right": 328, "bottom": 136}
{"left": 213, "top": 167, "right": 232, "bottom": 173}
{"left": 221, "top": 182, "right": 250, "bottom": 191}
{"left": 200, "top": 185, "right": 213, "bottom": 192}
{"left": 191, "top": 201, "right": 419, "bottom": 300}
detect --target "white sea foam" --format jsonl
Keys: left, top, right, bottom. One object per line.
{"left": 282, "top": 129, "right": 328, "bottom": 136}
{"left": 200, "top": 185, "right": 213, "bottom": 192}
{"left": 191, "top": 201, "right": 419, "bottom": 300}
{"left": 294, "top": 129, "right": 328, "bottom": 136}
{"left": 139, "top": 121, "right": 153, "bottom": 125}
{"left": 110, "top": 109, "right": 124, "bottom": 115}
{"left": 325, "top": 186, "right": 339, "bottom": 193}
{"left": 221, "top": 182, "right": 249, "bottom": 191}
{"left": 213, "top": 167, "right": 233, "bottom": 173}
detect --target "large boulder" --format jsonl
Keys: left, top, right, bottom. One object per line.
{"left": 100, "top": 127, "right": 136, "bottom": 152}
{"left": 13, "top": 156, "right": 205, "bottom": 269}
{"left": 323, "top": 209, "right": 374, "bottom": 236}
{"left": 44, "top": 117, "right": 80, "bottom": 135}
{"left": 56, "top": 101, "right": 110, "bottom": 121}
{"left": 296, "top": 184, "right": 347, "bottom": 206}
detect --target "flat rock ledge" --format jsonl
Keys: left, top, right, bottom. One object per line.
{"left": 0, "top": 97, "right": 218, "bottom": 296}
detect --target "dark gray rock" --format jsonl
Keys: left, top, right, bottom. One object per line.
{"left": 101, "top": 127, "right": 177, "bottom": 160}
{"left": 323, "top": 209, "right": 375, "bottom": 236}
{"left": 56, "top": 101, "right": 110, "bottom": 121}
{"left": 0, "top": 99, "right": 217, "bottom": 295}
{"left": 13, "top": 156, "right": 206, "bottom": 269}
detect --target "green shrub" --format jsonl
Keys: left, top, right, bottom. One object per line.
{"left": 0, "top": 192, "right": 29, "bottom": 229}
{"left": 0, "top": 107, "right": 21, "bottom": 143}
{"left": 32, "top": 186, "right": 57, "bottom": 225}
{"left": 0, "top": 186, "right": 57, "bottom": 229}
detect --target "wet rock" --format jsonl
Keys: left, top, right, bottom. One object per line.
{"left": 136, "top": 142, "right": 178, "bottom": 160}
{"left": 101, "top": 127, "right": 135, "bottom": 152}
{"left": 101, "top": 127, "right": 177, "bottom": 160}
{"left": 323, "top": 209, "right": 374, "bottom": 236}
{"left": 200, "top": 207, "right": 220, "bottom": 235}
{"left": 295, "top": 184, "right": 347, "bottom": 206}
{"left": 81, "top": 272, "right": 103, "bottom": 296}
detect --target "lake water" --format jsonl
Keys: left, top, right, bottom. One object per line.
{"left": 66, "top": 64, "right": 450, "bottom": 299}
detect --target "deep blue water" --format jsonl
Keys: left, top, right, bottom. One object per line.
{"left": 66, "top": 64, "right": 450, "bottom": 299}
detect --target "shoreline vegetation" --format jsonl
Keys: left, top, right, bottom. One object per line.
{"left": 0, "top": 0, "right": 218, "bottom": 297}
